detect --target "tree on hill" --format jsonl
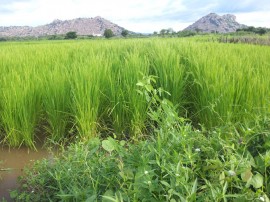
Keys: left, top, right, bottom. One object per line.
{"left": 104, "top": 29, "right": 114, "bottom": 38}
{"left": 65, "top": 31, "right": 77, "bottom": 39}
{"left": 121, "top": 29, "right": 129, "bottom": 37}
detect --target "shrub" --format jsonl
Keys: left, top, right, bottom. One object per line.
{"left": 65, "top": 31, "right": 77, "bottom": 39}
{"left": 177, "top": 30, "right": 196, "bottom": 37}
{"left": 121, "top": 30, "right": 129, "bottom": 37}
{"left": 104, "top": 29, "right": 114, "bottom": 38}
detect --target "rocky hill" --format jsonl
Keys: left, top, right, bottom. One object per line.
{"left": 0, "top": 16, "right": 125, "bottom": 38}
{"left": 184, "top": 13, "right": 247, "bottom": 33}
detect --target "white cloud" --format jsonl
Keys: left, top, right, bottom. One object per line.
{"left": 236, "top": 11, "right": 270, "bottom": 27}
{"left": 0, "top": 0, "right": 269, "bottom": 32}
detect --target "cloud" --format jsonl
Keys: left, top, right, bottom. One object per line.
{"left": 181, "top": 0, "right": 270, "bottom": 13}
{"left": 0, "top": 7, "right": 12, "bottom": 14}
{"left": 0, "top": 0, "right": 30, "bottom": 5}
{"left": 0, "top": 0, "right": 35, "bottom": 15}
{"left": 236, "top": 11, "right": 270, "bottom": 27}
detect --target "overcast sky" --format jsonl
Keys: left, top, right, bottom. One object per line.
{"left": 0, "top": 0, "right": 270, "bottom": 33}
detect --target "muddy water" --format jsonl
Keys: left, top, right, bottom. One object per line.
{"left": 0, "top": 146, "right": 50, "bottom": 201}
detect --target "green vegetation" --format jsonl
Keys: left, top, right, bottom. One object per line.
{"left": 236, "top": 26, "right": 270, "bottom": 35}
{"left": 0, "top": 38, "right": 269, "bottom": 200}
{"left": 104, "top": 29, "right": 114, "bottom": 38}
{"left": 11, "top": 76, "right": 270, "bottom": 201}
{"left": 65, "top": 31, "right": 78, "bottom": 39}
{"left": 177, "top": 30, "right": 197, "bottom": 37}
{"left": 217, "top": 34, "right": 270, "bottom": 46}
{"left": 121, "top": 30, "right": 129, "bottom": 37}
{"left": 0, "top": 39, "right": 269, "bottom": 147}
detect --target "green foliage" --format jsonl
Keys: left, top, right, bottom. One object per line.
{"left": 12, "top": 77, "right": 270, "bottom": 201}
{"left": 48, "top": 35, "right": 57, "bottom": 40}
{"left": 255, "top": 28, "right": 267, "bottom": 35}
{"left": 159, "top": 29, "right": 166, "bottom": 36}
{"left": 65, "top": 31, "right": 77, "bottom": 39}
{"left": 48, "top": 35, "right": 65, "bottom": 40}
{"left": 177, "top": 30, "right": 197, "bottom": 37}
{"left": 121, "top": 30, "right": 129, "bottom": 37}
{"left": 237, "top": 26, "right": 269, "bottom": 35}
{"left": 104, "top": 29, "right": 114, "bottom": 38}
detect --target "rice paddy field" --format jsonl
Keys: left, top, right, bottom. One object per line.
{"left": 1, "top": 38, "right": 270, "bottom": 201}
{"left": 0, "top": 38, "right": 269, "bottom": 147}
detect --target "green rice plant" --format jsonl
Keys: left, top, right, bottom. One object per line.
{"left": 181, "top": 42, "right": 270, "bottom": 129}
{"left": 70, "top": 49, "right": 104, "bottom": 139}
{"left": 42, "top": 66, "right": 72, "bottom": 141}
{"left": 0, "top": 38, "right": 269, "bottom": 146}
{"left": 100, "top": 45, "right": 126, "bottom": 135}
{"left": 0, "top": 45, "right": 43, "bottom": 147}
{"left": 148, "top": 41, "right": 187, "bottom": 111}
{"left": 0, "top": 43, "right": 71, "bottom": 146}
{"left": 0, "top": 69, "right": 42, "bottom": 148}
{"left": 102, "top": 43, "right": 150, "bottom": 138}
{"left": 115, "top": 49, "right": 150, "bottom": 137}
{"left": 182, "top": 43, "right": 236, "bottom": 127}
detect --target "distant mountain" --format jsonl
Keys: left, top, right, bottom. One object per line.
{"left": 184, "top": 13, "right": 247, "bottom": 33}
{"left": 0, "top": 16, "right": 126, "bottom": 38}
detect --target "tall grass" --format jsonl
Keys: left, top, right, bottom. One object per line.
{"left": 0, "top": 39, "right": 269, "bottom": 147}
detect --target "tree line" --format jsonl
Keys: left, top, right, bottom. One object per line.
{"left": 236, "top": 26, "right": 269, "bottom": 35}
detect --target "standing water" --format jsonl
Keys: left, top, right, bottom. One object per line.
{"left": 0, "top": 146, "right": 50, "bottom": 201}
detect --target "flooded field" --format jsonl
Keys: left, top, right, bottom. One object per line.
{"left": 0, "top": 146, "right": 50, "bottom": 201}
